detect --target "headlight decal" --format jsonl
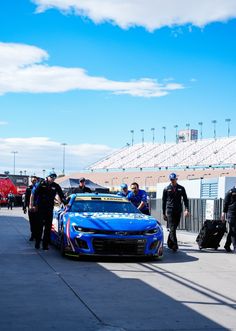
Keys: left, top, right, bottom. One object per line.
{"left": 144, "top": 227, "right": 160, "bottom": 235}
{"left": 73, "top": 225, "right": 96, "bottom": 234}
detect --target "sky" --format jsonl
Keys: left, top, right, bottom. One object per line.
{"left": 0, "top": 0, "right": 236, "bottom": 177}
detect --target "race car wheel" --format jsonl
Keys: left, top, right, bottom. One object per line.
{"left": 152, "top": 254, "right": 163, "bottom": 261}
{"left": 60, "top": 230, "right": 65, "bottom": 257}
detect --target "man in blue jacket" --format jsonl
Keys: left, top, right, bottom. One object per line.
{"left": 117, "top": 183, "right": 130, "bottom": 197}
{"left": 127, "top": 182, "right": 150, "bottom": 215}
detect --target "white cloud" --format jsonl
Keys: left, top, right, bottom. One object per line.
{"left": 32, "top": 0, "right": 236, "bottom": 31}
{"left": 0, "top": 42, "right": 48, "bottom": 70}
{"left": 0, "top": 42, "right": 183, "bottom": 97}
{"left": 0, "top": 136, "right": 115, "bottom": 176}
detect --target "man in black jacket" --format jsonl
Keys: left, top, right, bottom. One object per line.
{"left": 23, "top": 176, "right": 39, "bottom": 241}
{"left": 29, "top": 171, "right": 65, "bottom": 250}
{"left": 221, "top": 185, "right": 236, "bottom": 253}
{"left": 162, "top": 173, "right": 189, "bottom": 251}
{"left": 71, "top": 177, "right": 92, "bottom": 194}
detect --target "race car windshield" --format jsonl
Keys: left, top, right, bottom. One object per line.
{"left": 70, "top": 200, "right": 141, "bottom": 214}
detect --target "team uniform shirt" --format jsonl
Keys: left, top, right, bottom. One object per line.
{"left": 223, "top": 186, "right": 236, "bottom": 216}
{"left": 127, "top": 189, "right": 149, "bottom": 213}
{"left": 32, "top": 179, "right": 65, "bottom": 210}
{"left": 162, "top": 183, "right": 189, "bottom": 214}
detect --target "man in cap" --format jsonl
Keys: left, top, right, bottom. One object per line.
{"left": 23, "top": 175, "right": 40, "bottom": 241}
{"left": 7, "top": 191, "right": 15, "bottom": 210}
{"left": 71, "top": 177, "right": 92, "bottom": 194}
{"left": 29, "top": 171, "right": 65, "bottom": 250}
{"left": 117, "top": 183, "right": 130, "bottom": 197}
{"left": 162, "top": 173, "right": 189, "bottom": 251}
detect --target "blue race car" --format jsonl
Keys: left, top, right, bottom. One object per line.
{"left": 51, "top": 193, "right": 163, "bottom": 259}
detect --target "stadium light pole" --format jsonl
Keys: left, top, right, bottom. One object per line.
{"left": 162, "top": 126, "right": 166, "bottom": 144}
{"left": 140, "top": 129, "right": 144, "bottom": 146}
{"left": 225, "top": 118, "right": 231, "bottom": 138}
{"left": 61, "top": 143, "right": 67, "bottom": 176}
{"left": 174, "top": 125, "right": 178, "bottom": 143}
{"left": 151, "top": 128, "right": 155, "bottom": 144}
{"left": 186, "top": 123, "right": 190, "bottom": 141}
{"left": 11, "top": 151, "right": 18, "bottom": 175}
{"left": 198, "top": 121, "right": 203, "bottom": 140}
{"left": 130, "top": 130, "right": 134, "bottom": 146}
{"left": 212, "top": 120, "right": 217, "bottom": 140}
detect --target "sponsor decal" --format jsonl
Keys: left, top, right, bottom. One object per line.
{"left": 74, "top": 196, "right": 128, "bottom": 202}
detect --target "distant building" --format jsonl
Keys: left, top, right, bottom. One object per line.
{"left": 178, "top": 129, "right": 198, "bottom": 142}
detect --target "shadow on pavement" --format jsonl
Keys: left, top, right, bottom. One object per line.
{"left": 0, "top": 213, "right": 231, "bottom": 331}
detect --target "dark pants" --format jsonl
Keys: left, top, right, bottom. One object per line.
{"left": 167, "top": 210, "right": 181, "bottom": 249}
{"left": 35, "top": 209, "right": 53, "bottom": 248}
{"left": 7, "top": 202, "right": 13, "bottom": 210}
{"left": 227, "top": 217, "right": 236, "bottom": 249}
{"left": 141, "top": 209, "right": 150, "bottom": 215}
{"left": 28, "top": 210, "right": 37, "bottom": 238}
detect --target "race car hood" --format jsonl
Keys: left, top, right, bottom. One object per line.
{"left": 67, "top": 212, "right": 159, "bottom": 231}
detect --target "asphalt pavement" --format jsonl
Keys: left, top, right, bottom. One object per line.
{"left": 0, "top": 207, "right": 235, "bottom": 331}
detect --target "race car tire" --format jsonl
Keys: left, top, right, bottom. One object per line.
{"left": 152, "top": 254, "right": 163, "bottom": 261}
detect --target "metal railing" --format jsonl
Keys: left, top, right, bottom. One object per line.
{"left": 150, "top": 198, "right": 224, "bottom": 233}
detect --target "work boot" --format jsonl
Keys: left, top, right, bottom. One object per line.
{"left": 172, "top": 244, "right": 178, "bottom": 252}
{"left": 224, "top": 245, "right": 232, "bottom": 253}
{"left": 29, "top": 235, "right": 34, "bottom": 241}
{"left": 43, "top": 242, "right": 49, "bottom": 250}
{"left": 35, "top": 241, "right": 40, "bottom": 249}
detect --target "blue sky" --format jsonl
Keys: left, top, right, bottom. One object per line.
{"left": 0, "top": 0, "right": 236, "bottom": 176}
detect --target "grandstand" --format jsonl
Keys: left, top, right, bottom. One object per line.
{"left": 88, "top": 136, "right": 236, "bottom": 170}
{"left": 57, "top": 136, "right": 236, "bottom": 192}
